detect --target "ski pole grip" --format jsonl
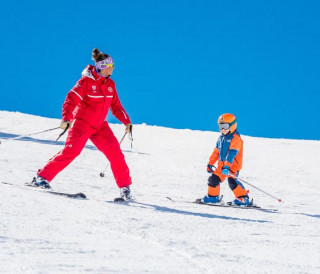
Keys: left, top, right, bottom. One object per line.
{"left": 56, "top": 123, "right": 70, "bottom": 141}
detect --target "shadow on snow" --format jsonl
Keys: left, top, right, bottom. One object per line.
{"left": 108, "top": 200, "right": 271, "bottom": 223}
{"left": 296, "top": 213, "right": 320, "bottom": 218}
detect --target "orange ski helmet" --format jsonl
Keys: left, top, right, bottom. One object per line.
{"left": 217, "top": 113, "right": 237, "bottom": 133}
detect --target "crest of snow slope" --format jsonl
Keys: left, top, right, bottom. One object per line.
{"left": 0, "top": 111, "right": 319, "bottom": 273}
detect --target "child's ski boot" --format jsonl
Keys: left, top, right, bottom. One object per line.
{"left": 196, "top": 195, "right": 223, "bottom": 204}
{"left": 231, "top": 196, "right": 251, "bottom": 207}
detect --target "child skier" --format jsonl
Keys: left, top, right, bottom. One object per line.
{"left": 198, "top": 113, "right": 250, "bottom": 206}
{"left": 30, "top": 48, "right": 133, "bottom": 200}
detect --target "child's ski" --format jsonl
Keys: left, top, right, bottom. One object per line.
{"left": 1, "top": 181, "right": 86, "bottom": 199}
{"left": 166, "top": 197, "right": 278, "bottom": 212}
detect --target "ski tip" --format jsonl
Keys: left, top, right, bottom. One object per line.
{"left": 76, "top": 193, "right": 87, "bottom": 199}
{"left": 114, "top": 197, "right": 126, "bottom": 202}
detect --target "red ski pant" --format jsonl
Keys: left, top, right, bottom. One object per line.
{"left": 38, "top": 119, "right": 132, "bottom": 188}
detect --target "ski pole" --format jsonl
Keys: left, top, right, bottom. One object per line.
{"left": 128, "top": 124, "right": 133, "bottom": 148}
{"left": 0, "top": 127, "right": 60, "bottom": 144}
{"left": 233, "top": 175, "right": 282, "bottom": 203}
{"left": 56, "top": 123, "right": 70, "bottom": 141}
{"left": 210, "top": 165, "right": 282, "bottom": 203}
{"left": 99, "top": 132, "right": 127, "bottom": 177}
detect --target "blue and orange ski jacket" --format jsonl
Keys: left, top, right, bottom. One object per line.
{"left": 208, "top": 131, "right": 243, "bottom": 174}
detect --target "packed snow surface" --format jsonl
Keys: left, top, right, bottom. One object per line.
{"left": 0, "top": 111, "right": 319, "bottom": 273}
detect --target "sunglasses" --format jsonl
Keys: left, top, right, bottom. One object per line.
{"left": 99, "top": 63, "right": 114, "bottom": 69}
{"left": 96, "top": 57, "right": 115, "bottom": 69}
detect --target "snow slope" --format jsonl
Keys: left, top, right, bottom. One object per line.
{"left": 0, "top": 111, "right": 319, "bottom": 273}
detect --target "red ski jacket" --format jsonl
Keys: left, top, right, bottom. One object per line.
{"left": 62, "top": 65, "right": 131, "bottom": 128}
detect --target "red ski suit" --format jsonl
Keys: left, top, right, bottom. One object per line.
{"left": 38, "top": 65, "right": 132, "bottom": 187}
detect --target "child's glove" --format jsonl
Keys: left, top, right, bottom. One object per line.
{"left": 222, "top": 166, "right": 230, "bottom": 176}
{"left": 207, "top": 165, "right": 214, "bottom": 173}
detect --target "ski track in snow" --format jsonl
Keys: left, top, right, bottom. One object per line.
{"left": 0, "top": 111, "right": 320, "bottom": 273}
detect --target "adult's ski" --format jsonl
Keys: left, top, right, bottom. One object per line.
{"left": 113, "top": 197, "right": 133, "bottom": 202}
{"left": 1, "top": 181, "right": 86, "bottom": 199}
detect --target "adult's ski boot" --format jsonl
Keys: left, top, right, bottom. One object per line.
{"left": 29, "top": 176, "right": 51, "bottom": 189}
{"left": 120, "top": 186, "right": 132, "bottom": 201}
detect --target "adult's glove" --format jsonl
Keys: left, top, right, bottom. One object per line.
{"left": 60, "top": 121, "right": 71, "bottom": 130}
{"left": 207, "top": 164, "right": 214, "bottom": 173}
{"left": 221, "top": 166, "right": 230, "bottom": 176}
{"left": 125, "top": 123, "right": 133, "bottom": 148}
{"left": 125, "top": 123, "right": 132, "bottom": 134}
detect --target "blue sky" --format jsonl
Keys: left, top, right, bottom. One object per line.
{"left": 0, "top": 0, "right": 319, "bottom": 140}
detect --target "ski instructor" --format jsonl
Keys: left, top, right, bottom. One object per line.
{"left": 31, "top": 48, "right": 133, "bottom": 200}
